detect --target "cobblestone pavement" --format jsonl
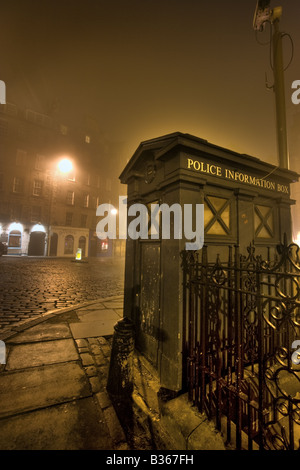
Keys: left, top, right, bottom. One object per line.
{"left": 0, "top": 256, "right": 125, "bottom": 330}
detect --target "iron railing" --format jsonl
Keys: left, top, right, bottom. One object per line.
{"left": 181, "top": 236, "right": 300, "bottom": 450}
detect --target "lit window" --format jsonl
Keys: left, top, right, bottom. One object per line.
{"left": 83, "top": 194, "right": 89, "bottom": 208}
{"left": 33, "top": 180, "right": 43, "bottom": 196}
{"left": 13, "top": 177, "right": 23, "bottom": 193}
{"left": 66, "top": 191, "right": 75, "bottom": 205}
{"left": 101, "top": 239, "right": 109, "bottom": 251}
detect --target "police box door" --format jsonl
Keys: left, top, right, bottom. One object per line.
{"left": 137, "top": 242, "right": 161, "bottom": 368}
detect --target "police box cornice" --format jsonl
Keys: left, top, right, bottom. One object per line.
{"left": 120, "top": 131, "right": 299, "bottom": 196}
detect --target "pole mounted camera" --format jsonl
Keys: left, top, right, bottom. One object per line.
{"left": 253, "top": 0, "right": 271, "bottom": 31}
{"left": 253, "top": 0, "right": 289, "bottom": 170}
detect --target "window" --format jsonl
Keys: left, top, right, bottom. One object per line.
{"left": 64, "top": 235, "right": 74, "bottom": 254}
{"left": 204, "top": 195, "right": 231, "bottom": 236}
{"left": 31, "top": 206, "right": 41, "bottom": 223}
{"left": 13, "top": 177, "right": 23, "bottom": 193}
{"left": 83, "top": 193, "right": 89, "bottom": 208}
{"left": 85, "top": 135, "right": 90, "bottom": 143}
{"left": 65, "top": 212, "right": 73, "bottom": 226}
{"left": 80, "top": 214, "right": 87, "bottom": 228}
{"left": 254, "top": 205, "right": 274, "bottom": 239}
{"left": 33, "top": 180, "right": 43, "bottom": 196}
{"left": 84, "top": 173, "right": 90, "bottom": 185}
{"left": 16, "top": 149, "right": 27, "bottom": 166}
{"left": 8, "top": 230, "right": 22, "bottom": 248}
{"left": 66, "top": 190, "right": 75, "bottom": 205}
{"left": 35, "top": 154, "right": 45, "bottom": 170}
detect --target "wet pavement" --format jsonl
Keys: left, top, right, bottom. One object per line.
{"left": 0, "top": 256, "right": 125, "bottom": 331}
{"left": 0, "top": 295, "right": 158, "bottom": 451}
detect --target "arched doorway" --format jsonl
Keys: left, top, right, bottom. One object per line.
{"left": 50, "top": 233, "right": 58, "bottom": 256}
{"left": 79, "top": 236, "right": 86, "bottom": 257}
{"left": 8, "top": 230, "right": 22, "bottom": 249}
{"left": 28, "top": 231, "right": 46, "bottom": 256}
{"left": 64, "top": 235, "right": 74, "bottom": 255}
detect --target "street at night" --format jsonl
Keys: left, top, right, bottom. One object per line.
{"left": 0, "top": 256, "right": 124, "bottom": 330}
{"left": 1, "top": 0, "right": 300, "bottom": 455}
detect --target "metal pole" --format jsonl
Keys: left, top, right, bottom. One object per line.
{"left": 272, "top": 12, "right": 289, "bottom": 169}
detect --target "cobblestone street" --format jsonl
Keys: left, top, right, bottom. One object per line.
{"left": 0, "top": 256, "right": 125, "bottom": 330}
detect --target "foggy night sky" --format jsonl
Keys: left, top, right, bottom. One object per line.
{"left": 1, "top": 0, "right": 300, "bottom": 168}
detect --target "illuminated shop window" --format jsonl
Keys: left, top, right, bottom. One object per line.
{"left": 101, "top": 239, "right": 109, "bottom": 251}
{"left": 8, "top": 230, "right": 22, "bottom": 248}
{"left": 254, "top": 205, "right": 274, "bottom": 239}
{"left": 204, "top": 195, "right": 231, "bottom": 236}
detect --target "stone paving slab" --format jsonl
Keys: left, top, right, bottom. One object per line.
{"left": 77, "top": 309, "right": 121, "bottom": 322}
{"left": 0, "top": 397, "right": 113, "bottom": 450}
{"left": 5, "top": 338, "right": 79, "bottom": 370}
{"left": 5, "top": 323, "right": 72, "bottom": 344}
{"left": 0, "top": 362, "right": 91, "bottom": 419}
{"left": 69, "top": 320, "right": 118, "bottom": 338}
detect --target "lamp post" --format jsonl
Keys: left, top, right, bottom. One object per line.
{"left": 47, "top": 157, "right": 73, "bottom": 256}
{"left": 253, "top": 1, "right": 290, "bottom": 169}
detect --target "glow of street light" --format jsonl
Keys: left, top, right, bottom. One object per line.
{"left": 58, "top": 158, "right": 73, "bottom": 173}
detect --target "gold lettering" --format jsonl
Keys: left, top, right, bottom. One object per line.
{"left": 217, "top": 166, "right": 222, "bottom": 176}
{"left": 225, "top": 169, "right": 234, "bottom": 179}
{"left": 187, "top": 158, "right": 194, "bottom": 169}
{"left": 194, "top": 160, "right": 200, "bottom": 171}
{"left": 277, "top": 184, "right": 289, "bottom": 193}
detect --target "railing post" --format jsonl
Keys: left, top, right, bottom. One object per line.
{"left": 256, "top": 265, "right": 265, "bottom": 450}
{"left": 234, "top": 244, "right": 242, "bottom": 450}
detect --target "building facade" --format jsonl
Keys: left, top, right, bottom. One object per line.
{"left": 0, "top": 102, "right": 124, "bottom": 257}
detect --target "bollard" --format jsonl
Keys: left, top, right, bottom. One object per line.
{"left": 106, "top": 317, "right": 135, "bottom": 398}
{"left": 0, "top": 340, "right": 6, "bottom": 365}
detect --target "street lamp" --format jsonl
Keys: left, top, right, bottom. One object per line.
{"left": 58, "top": 158, "right": 73, "bottom": 174}
{"left": 47, "top": 157, "right": 73, "bottom": 256}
